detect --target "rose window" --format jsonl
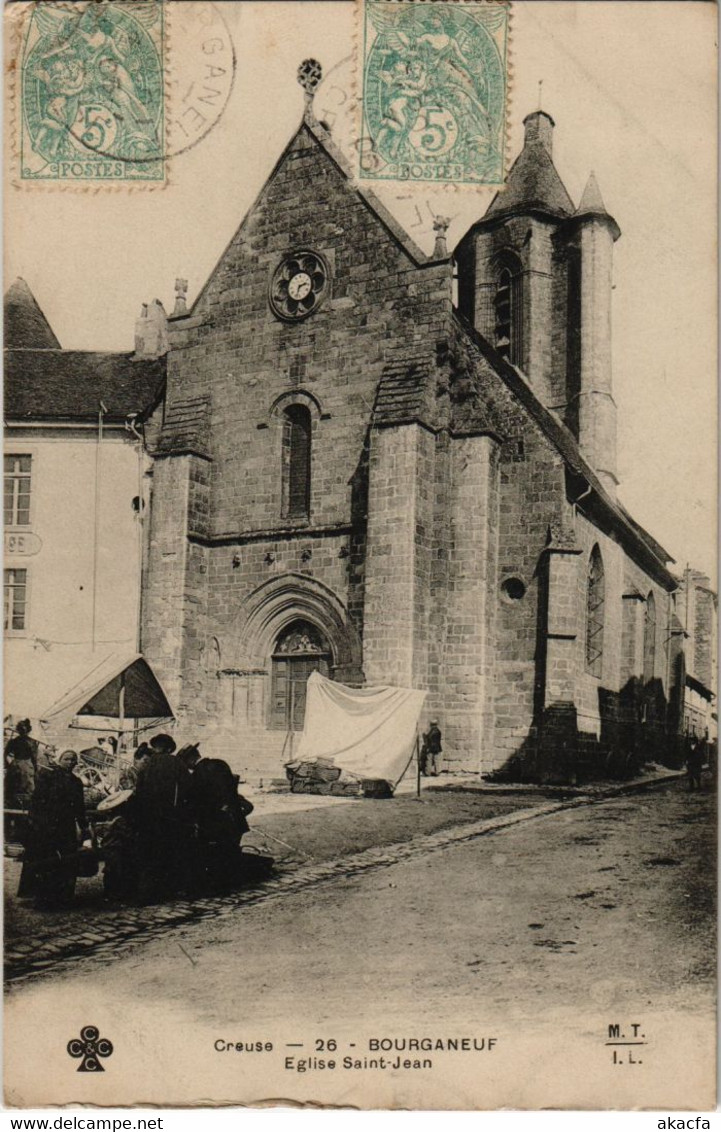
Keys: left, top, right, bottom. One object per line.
{"left": 270, "top": 251, "right": 329, "bottom": 321}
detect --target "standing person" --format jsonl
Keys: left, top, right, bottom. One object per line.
{"left": 420, "top": 719, "right": 443, "bottom": 777}
{"left": 4, "top": 719, "right": 38, "bottom": 808}
{"left": 177, "top": 744, "right": 254, "bottom": 893}
{"left": 133, "top": 733, "right": 192, "bottom": 903}
{"left": 18, "top": 750, "right": 89, "bottom": 909}
{"left": 707, "top": 734, "right": 717, "bottom": 784}
{"left": 686, "top": 733, "right": 704, "bottom": 792}
{"left": 119, "top": 741, "right": 151, "bottom": 790}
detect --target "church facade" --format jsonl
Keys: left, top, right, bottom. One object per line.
{"left": 140, "top": 105, "right": 689, "bottom": 782}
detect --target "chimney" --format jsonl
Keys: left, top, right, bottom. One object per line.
{"left": 522, "top": 111, "right": 554, "bottom": 156}
{"left": 134, "top": 299, "right": 168, "bottom": 358}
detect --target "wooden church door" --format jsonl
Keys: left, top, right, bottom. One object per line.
{"left": 270, "top": 620, "right": 330, "bottom": 731}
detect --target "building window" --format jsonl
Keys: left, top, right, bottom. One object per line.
{"left": 585, "top": 546, "right": 605, "bottom": 678}
{"left": 643, "top": 591, "right": 656, "bottom": 683}
{"left": 270, "top": 620, "right": 330, "bottom": 731}
{"left": 4, "top": 455, "right": 32, "bottom": 527}
{"left": 4, "top": 568, "right": 28, "bottom": 633}
{"left": 282, "top": 405, "right": 312, "bottom": 520}
{"left": 494, "top": 257, "right": 523, "bottom": 365}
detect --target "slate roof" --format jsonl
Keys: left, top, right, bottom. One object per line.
{"left": 155, "top": 395, "right": 211, "bottom": 458}
{"left": 4, "top": 349, "right": 166, "bottom": 424}
{"left": 484, "top": 138, "right": 575, "bottom": 221}
{"left": 372, "top": 353, "right": 432, "bottom": 427}
{"left": 451, "top": 312, "right": 677, "bottom": 588}
{"left": 4, "top": 278, "right": 61, "bottom": 349}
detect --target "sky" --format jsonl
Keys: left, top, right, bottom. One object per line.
{"left": 4, "top": 1, "right": 717, "bottom": 580}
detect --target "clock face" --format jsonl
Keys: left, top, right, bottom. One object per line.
{"left": 288, "top": 272, "right": 312, "bottom": 301}
{"left": 269, "top": 251, "right": 329, "bottom": 321}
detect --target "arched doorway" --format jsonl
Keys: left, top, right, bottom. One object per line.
{"left": 270, "top": 619, "right": 331, "bottom": 731}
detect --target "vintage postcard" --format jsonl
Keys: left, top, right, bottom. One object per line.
{"left": 3, "top": 0, "right": 717, "bottom": 1112}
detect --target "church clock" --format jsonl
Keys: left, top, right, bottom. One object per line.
{"left": 270, "top": 251, "right": 329, "bottom": 321}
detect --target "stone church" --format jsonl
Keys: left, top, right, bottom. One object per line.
{"left": 139, "top": 95, "right": 690, "bottom": 783}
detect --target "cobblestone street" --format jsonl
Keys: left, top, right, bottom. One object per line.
{"left": 5, "top": 778, "right": 715, "bottom": 1109}
{"left": 5, "top": 783, "right": 559, "bottom": 982}
{"left": 5, "top": 770, "right": 685, "bottom": 984}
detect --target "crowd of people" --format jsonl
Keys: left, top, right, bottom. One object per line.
{"left": 6, "top": 727, "right": 257, "bottom": 910}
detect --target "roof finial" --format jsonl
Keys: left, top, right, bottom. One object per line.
{"left": 432, "top": 215, "right": 451, "bottom": 259}
{"left": 297, "top": 58, "right": 323, "bottom": 122}
{"left": 173, "top": 277, "right": 188, "bottom": 317}
{"left": 538, "top": 79, "right": 543, "bottom": 111}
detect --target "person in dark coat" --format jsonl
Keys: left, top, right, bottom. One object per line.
{"left": 133, "top": 733, "right": 193, "bottom": 903}
{"left": 5, "top": 719, "right": 38, "bottom": 808}
{"left": 420, "top": 719, "right": 443, "bottom": 776}
{"left": 686, "top": 734, "right": 704, "bottom": 791}
{"left": 119, "top": 741, "right": 151, "bottom": 790}
{"left": 178, "top": 744, "right": 254, "bottom": 893}
{"left": 18, "top": 750, "right": 89, "bottom": 909}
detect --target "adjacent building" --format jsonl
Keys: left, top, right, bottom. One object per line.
{"left": 3, "top": 279, "right": 165, "bottom": 729}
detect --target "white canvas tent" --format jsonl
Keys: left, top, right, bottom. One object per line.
{"left": 39, "top": 651, "right": 174, "bottom": 733}
{"left": 293, "top": 671, "right": 427, "bottom": 787}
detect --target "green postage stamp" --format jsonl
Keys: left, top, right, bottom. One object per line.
{"left": 19, "top": 0, "right": 165, "bottom": 184}
{"left": 360, "top": 0, "right": 509, "bottom": 186}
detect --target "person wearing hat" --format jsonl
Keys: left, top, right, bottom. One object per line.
{"left": 4, "top": 719, "right": 38, "bottom": 809}
{"left": 18, "top": 750, "right": 89, "bottom": 909}
{"left": 420, "top": 719, "right": 443, "bottom": 777}
{"left": 133, "top": 733, "right": 193, "bottom": 903}
{"left": 177, "top": 744, "right": 254, "bottom": 894}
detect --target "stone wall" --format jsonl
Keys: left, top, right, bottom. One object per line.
{"left": 142, "top": 122, "right": 453, "bottom": 778}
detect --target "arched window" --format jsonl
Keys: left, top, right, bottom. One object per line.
{"left": 270, "top": 620, "right": 330, "bottom": 731}
{"left": 494, "top": 256, "right": 523, "bottom": 365}
{"left": 643, "top": 591, "right": 656, "bottom": 683}
{"left": 282, "top": 405, "right": 311, "bottom": 520}
{"left": 585, "top": 546, "right": 605, "bottom": 678}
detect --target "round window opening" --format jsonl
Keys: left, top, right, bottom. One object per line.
{"left": 270, "top": 250, "right": 329, "bottom": 322}
{"left": 501, "top": 577, "right": 526, "bottom": 602}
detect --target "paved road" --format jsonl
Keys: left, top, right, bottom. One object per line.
{"left": 6, "top": 781, "right": 715, "bottom": 1109}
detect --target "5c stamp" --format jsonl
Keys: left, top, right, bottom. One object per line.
{"left": 360, "top": 0, "right": 509, "bottom": 186}
{"left": 19, "top": 0, "right": 165, "bottom": 183}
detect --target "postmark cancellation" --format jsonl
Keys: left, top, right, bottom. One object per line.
{"left": 360, "top": 0, "right": 510, "bottom": 186}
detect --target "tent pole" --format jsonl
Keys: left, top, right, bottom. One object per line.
{"left": 118, "top": 672, "right": 126, "bottom": 747}
{"left": 416, "top": 733, "right": 421, "bottom": 797}
{"left": 289, "top": 681, "right": 295, "bottom": 762}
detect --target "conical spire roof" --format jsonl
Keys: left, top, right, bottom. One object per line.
{"left": 485, "top": 113, "right": 574, "bottom": 221}
{"left": 574, "top": 170, "right": 620, "bottom": 238}
{"left": 4, "top": 278, "right": 60, "bottom": 349}
{"left": 576, "top": 171, "right": 607, "bottom": 215}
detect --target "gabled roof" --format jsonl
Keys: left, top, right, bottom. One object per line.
{"left": 176, "top": 113, "right": 445, "bottom": 323}
{"left": 4, "top": 278, "right": 61, "bottom": 349}
{"left": 4, "top": 349, "right": 166, "bottom": 424}
{"left": 484, "top": 133, "right": 575, "bottom": 221}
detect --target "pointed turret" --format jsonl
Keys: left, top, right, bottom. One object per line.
{"left": 577, "top": 171, "right": 606, "bottom": 214}
{"left": 570, "top": 171, "right": 621, "bottom": 495}
{"left": 4, "top": 278, "right": 60, "bottom": 349}
{"left": 575, "top": 171, "right": 621, "bottom": 239}
{"left": 484, "top": 112, "right": 574, "bottom": 221}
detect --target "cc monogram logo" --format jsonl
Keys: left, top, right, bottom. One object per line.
{"left": 67, "top": 1025, "right": 114, "bottom": 1072}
